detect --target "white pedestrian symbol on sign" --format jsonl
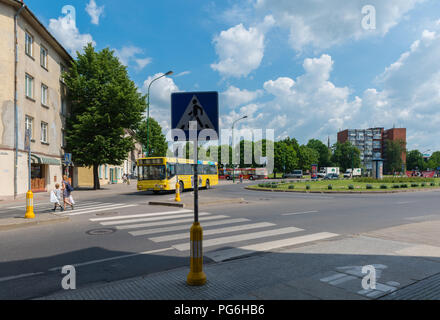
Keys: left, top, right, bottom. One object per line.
{"left": 176, "top": 95, "right": 215, "bottom": 131}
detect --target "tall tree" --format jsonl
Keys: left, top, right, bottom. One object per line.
{"left": 307, "top": 139, "right": 332, "bottom": 167}
{"left": 331, "top": 142, "right": 361, "bottom": 172}
{"left": 427, "top": 151, "right": 440, "bottom": 170}
{"left": 406, "top": 150, "right": 426, "bottom": 171}
{"left": 136, "top": 118, "right": 167, "bottom": 157}
{"left": 64, "top": 44, "right": 146, "bottom": 190}
{"left": 274, "top": 140, "right": 298, "bottom": 174}
{"left": 298, "top": 145, "right": 319, "bottom": 172}
{"left": 384, "top": 139, "right": 405, "bottom": 174}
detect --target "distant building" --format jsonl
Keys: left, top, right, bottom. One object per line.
{"left": 337, "top": 127, "right": 406, "bottom": 172}
{"left": 0, "top": 0, "right": 72, "bottom": 199}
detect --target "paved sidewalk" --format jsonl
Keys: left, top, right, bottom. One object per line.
{"left": 40, "top": 220, "right": 440, "bottom": 300}
{"left": 0, "top": 213, "right": 69, "bottom": 231}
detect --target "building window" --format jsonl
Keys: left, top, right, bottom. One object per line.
{"left": 105, "top": 165, "right": 108, "bottom": 179}
{"left": 40, "top": 46, "right": 48, "bottom": 69}
{"left": 61, "top": 98, "right": 67, "bottom": 116}
{"left": 25, "top": 74, "right": 34, "bottom": 99}
{"left": 41, "top": 122, "right": 48, "bottom": 143}
{"left": 61, "top": 130, "right": 66, "bottom": 148}
{"left": 25, "top": 32, "right": 33, "bottom": 57}
{"left": 41, "top": 84, "right": 48, "bottom": 106}
{"left": 60, "top": 64, "right": 66, "bottom": 83}
{"left": 25, "top": 116, "right": 33, "bottom": 140}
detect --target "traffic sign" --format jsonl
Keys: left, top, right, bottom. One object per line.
{"left": 64, "top": 153, "right": 72, "bottom": 165}
{"left": 171, "top": 92, "right": 219, "bottom": 137}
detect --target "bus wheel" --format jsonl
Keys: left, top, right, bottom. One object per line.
{"left": 206, "top": 180, "right": 211, "bottom": 189}
{"left": 179, "top": 181, "right": 185, "bottom": 193}
{"left": 226, "top": 176, "right": 231, "bottom": 180}
{"left": 249, "top": 176, "right": 254, "bottom": 180}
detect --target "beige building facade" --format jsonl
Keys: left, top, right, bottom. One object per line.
{"left": 0, "top": 0, "right": 72, "bottom": 199}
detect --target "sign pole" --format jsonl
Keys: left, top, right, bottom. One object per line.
{"left": 187, "top": 121, "right": 206, "bottom": 286}
{"left": 25, "top": 129, "right": 35, "bottom": 219}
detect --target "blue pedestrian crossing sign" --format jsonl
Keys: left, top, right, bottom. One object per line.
{"left": 171, "top": 92, "right": 219, "bottom": 137}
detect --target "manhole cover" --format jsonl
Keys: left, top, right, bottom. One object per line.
{"left": 86, "top": 228, "right": 117, "bottom": 235}
{"left": 95, "top": 212, "right": 119, "bottom": 217}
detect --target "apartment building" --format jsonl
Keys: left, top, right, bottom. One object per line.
{"left": 0, "top": 0, "right": 72, "bottom": 198}
{"left": 337, "top": 127, "right": 407, "bottom": 172}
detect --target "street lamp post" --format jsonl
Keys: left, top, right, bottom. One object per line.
{"left": 145, "top": 71, "right": 173, "bottom": 157}
{"left": 231, "top": 115, "right": 248, "bottom": 183}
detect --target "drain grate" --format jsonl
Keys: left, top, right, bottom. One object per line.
{"left": 86, "top": 228, "right": 117, "bottom": 235}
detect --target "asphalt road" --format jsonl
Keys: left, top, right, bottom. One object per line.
{"left": 1, "top": 180, "right": 439, "bottom": 299}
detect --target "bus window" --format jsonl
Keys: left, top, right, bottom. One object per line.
{"left": 141, "top": 165, "right": 166, "bottom": 180}
{"left": 167, "top": 164, "right": 176, "bottom": 178}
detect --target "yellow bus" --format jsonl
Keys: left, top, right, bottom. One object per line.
{"left": 136, "top": 157, "right": 219, "bottom": 193}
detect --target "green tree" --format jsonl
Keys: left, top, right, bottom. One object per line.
{"left": 298, "top": 145, "right": 319, "bottom": 172}
{"left": 274, "top": 140, "right": 298, "bottom": 175}
{"left": 331, "top": 142, "right": 361, "bottom": 172}
{"left": 64, "top": 44, "right": 146, "bottom": 190}
{"left": 406, "top": 150, "right": 426, "bottom": 171}
{"left": 307, "top": 139, "right": 332, "bottom": 167}
{"left": 427, "top": 151, "right": 440, "bottom": 170}
{"left": 136, "top": 118, "right": 167, "bottom": 157}
{"left": 384, "top": 139, "right": 406, "bottom": 174}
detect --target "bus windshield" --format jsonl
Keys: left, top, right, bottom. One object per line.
{"left": 138, "top": 165, "right": 166, "bottom": 180}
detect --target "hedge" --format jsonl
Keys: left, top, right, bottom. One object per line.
{"left": 354, "top": 177, "right": 435, "bottom": 183}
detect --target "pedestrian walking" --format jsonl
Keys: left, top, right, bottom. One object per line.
{"left": 62, "top": 175, "right": 74, "bottom": 211}
{"left": 50, "top": 183, "right": 64, "bottom": 212}
{"left": 239, "top": 174, "right": 243, "bottom": 184}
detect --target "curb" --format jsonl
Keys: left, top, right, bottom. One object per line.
{"left": 148, "top": 201, "right": 185, "bottom": 208}
{"left": 0, "top": 214, "right": 70, "bottom": 231}
{"left": 245, "top": 186, "right": 440, "bottom": 194}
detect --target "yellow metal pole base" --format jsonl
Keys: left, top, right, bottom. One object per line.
{"left": 25, "top": 190, "right": 35, "bottom": 219}
{"left": 187, "top": 222, "right": 206, "bottom": 286}
{"left": 175, "top": 182, "right": 181, "bottom": 202}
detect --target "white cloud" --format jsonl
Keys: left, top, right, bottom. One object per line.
{"left": 221, "top": 54, "right": 361, "bottom": 143}
{"left": 221, "top": 86, "right": 263, "bottom": 108}
{"left": 255, "top": 0, "right": 424, "bottom": 52}
{"left": 48, "top": 13, "right": 95, "bottom": 55}
{"left": 114, "top": 46, "right": 152, "bottom": 70}
{"left": 211, "top": 15, "right": 275, "bottom": 78}
{"left": 86, "top": 0, "right": 104, "bottom": 25}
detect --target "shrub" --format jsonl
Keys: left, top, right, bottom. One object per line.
{"left": 258, "top": 184, "right": 265, "bottom": 188}
{"left": 348, "top": 185, "right": 354, "bottom": 190}
{"left": 392, "top": 184, "right": 400, "bottom": 189}
{"left": 328, "top": 184, "right": 333, "bottom": 190}
{"left": 288, "top": 185, "right": 295, "bottom": 190}
{"left": 411, "top": 183, "right": 419, "bottom": 187}
{"left": 354, "top": 177, "right": 435, "bottom": 184}
{"left": 272, "top": 184, "right": 278, "bottom": 189}
{"left": 380, "top": 185, "right": 388, "bottom": 189}
{"left": 400, "top": 184, "right": 408, "bottom": 188}
{"left": 421, "top": 182, "right": 426, "bottom": 187}
{"left": 306, "top": 185, "right": 311, "bottom": 190}
{"left": 431, "top": 182, "right": 435, "bottom": 187}
{"left": 366, "top": 184, "right": 373, "bottom": 190}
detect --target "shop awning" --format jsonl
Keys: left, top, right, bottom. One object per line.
{"left": 31, "top": 154, "right": 62, "bottom": 166}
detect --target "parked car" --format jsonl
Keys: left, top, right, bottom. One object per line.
{"left": 284, "top": 170, "right": 303, "bottom": 179}
{"left": 324, "top": 173, "right": 339, "bottom": 180}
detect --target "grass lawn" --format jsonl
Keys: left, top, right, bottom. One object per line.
{"left": 250, "top": 178, "right": 440, "bottom": 192}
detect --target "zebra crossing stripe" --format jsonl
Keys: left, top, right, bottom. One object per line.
{"left": 149, "top": 222, "right": 276, "bottom": 243}
{"left": 205, "top": 232, "right": 339, "bottom": 262}
{"left": 99, "top": 212, "right": 212, "bottom": 226}
{"left": 172, "top": 227, "right": 303, "bottom": 251}
{"left": 90, "top": 210, "right": 192, "bottom": 222}
{"left": 129, "top": 218, "right": 249, "bottom": 236}
{"left": 117, "top": 215, "right": 230, "bottom": 230}
{"left": 65, "top": 204, "right": 138, "bottom": 216}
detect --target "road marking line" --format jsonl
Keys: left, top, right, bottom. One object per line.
{"left": 129, "top": 218, "right": 249, "bottom": 236}
{"left": 100, "top": 212, "right": 211, "bottom": 226}
{"left": 0, "top": 272, "right": 45, "bottom": 283}
{"left": 282, "top": 211, "right": 319, "bottom": 216}
{"left": 206, "top": 232, "right": 340, "bottom": 262}
{"left": 6, "top": 201, "right": 104, "bottom": 210}
{"left": 90, "top": 209, "right": 192, "bottom": 222}
{"left": 118, "top": 215, "right": 230, "bottom": 230}
{"left": 55, "top": 203, "right": 117, "bottom": 212}
{"left": 320, "top": 273, "right": 347, "bottom": 282}
{"left": 173, "top": 227, "right": 303, "bottom": 251}
{"left": 150, "top": 222, "right": 276, "bottom": 243}
{"left": 65, "top": 204, "right": 138, "bottom": 216}
{"left": 48, "top": 247, "right": 173, "bottom": 271}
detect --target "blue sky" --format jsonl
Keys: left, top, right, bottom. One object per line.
{"left": 27, "top": 0, "right": 440, "bottom": 151}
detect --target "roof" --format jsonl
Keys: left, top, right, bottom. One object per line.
{"left": 3, "top": 0, "right": 73, "bottom": 63}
